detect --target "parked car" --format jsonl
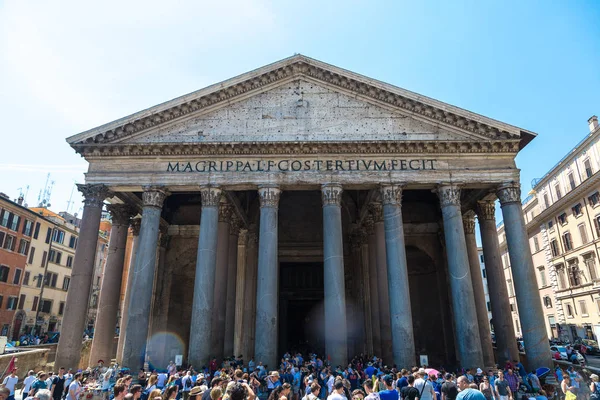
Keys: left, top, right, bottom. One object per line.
{"left": 574, "top": 339, "right": 600, "bottom": 355}
{"left": 551, "top": 346, "right": 585, "bottom": 363}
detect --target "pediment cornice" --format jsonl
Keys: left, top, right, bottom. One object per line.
{"left": 74, "top": 139, "right": 520, "bottom": 158}
{"left": 67, "top": 55, "right": 535, "bottom": 150}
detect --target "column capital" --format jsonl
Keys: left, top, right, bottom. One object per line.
{"left": 496, "top": 183, "right": 521, "bottom": 206}
{"left": 380, "top": 184, "right": 403, "bottom": 206}
{"left": 142, "top": 186, "right": 169, "bottom": 209}
{"left": 321, "top": 184, "right": 343, "bottom": 207}
{"left": 476, "top": 200, "right": 497, "bottom": 221}
{"left": 437, "top": 184, "right": 461, "bottom": 207}
{"left": 462, "top": 211, "right": 476, "bottom": 234}
{"left": 363, "top": 214, "right": 375, "bottom": 235}
{"left": 106, "top": 204, "right": 135, "bottom": 226}
{"left": 368, "top": 202, "right": 384, "bottom": 222}
{"left": 219, "top": 201, "right": 233, "bottom": 222}
{"left": 200, "top": 186, "right": 222, "bottom": 207}
{"left": 238, "top": 229, "right": 248, "bottom": 245}
{"left": 130, "top": 218, "right": 142, "bottom": 236}
{"left": 77, "top": 184, "right": 112, "bottom": 208}
{"left": 258, "top": 185, "right": 281, "bottom": 208}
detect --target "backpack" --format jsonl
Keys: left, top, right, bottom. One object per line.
{"left": 185, "top": 377, "right": 192, "bottom": 389}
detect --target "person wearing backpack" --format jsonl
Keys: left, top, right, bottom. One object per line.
{"left": 414, "top": 371, "right": 435, "bottom": 400}
{"left": 182, "top": 372, "right": 193, "bottom": 400}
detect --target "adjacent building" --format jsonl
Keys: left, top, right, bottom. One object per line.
{"left": 498, "top": 115, "right": 600, "bottom": 342}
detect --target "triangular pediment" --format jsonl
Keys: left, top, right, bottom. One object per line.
{"left": 67, "top": 54, "right": 534, "bottom": 152}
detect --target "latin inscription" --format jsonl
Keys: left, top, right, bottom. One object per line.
{"left": 166, "top": 159, "right": 437, "bottom": 173}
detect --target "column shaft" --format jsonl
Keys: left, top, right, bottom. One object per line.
{"left": 463, "top": 212, "right": 495, "bottom": 368}
{"left": 365, "top": 215, "right": 382, "bottom": 357}
{"left": 322, "top": 184, "right": 348, "bottom": 366}
{"left": 224, "top": 217, "right": 240, "bottom": 357}
{"left": 233, "top": 230, "right": 248, "bottom": 357}
{"left": 254, "top": 187, "right": 281, "bottom": 367}
{"left": 497, "top": 184, "right": 553, "bottom": 370}
{"left": 360, "top": 240, "right": 374, "bottom": 356}
{"left": 188, "top": 187, "right": 222, "bottom": 367}
{"left": 89, "top": 205, "right": 133, "bottom": 367}
{"left": 148, "top": 233, "right": 170, "bottom": 366}
{"left": 381, "top": 185, "right": 416, "bottom": 367}
{"left": 116, "top": 219, "right": 140, "bottom": 364}
{"left": 438, "top": 185, "right": 484, "bottom": 368}
{"left": 242, "top": 227, "right": 258, "bottom": 360}
{"left": 56, "top": 184, "right": 110, "bottom": 369}
{"left": 122, "top": 187, "right": 168, "bottom": 370}
{"left": 477, "top": 201, "right": 519, "bottom": 365}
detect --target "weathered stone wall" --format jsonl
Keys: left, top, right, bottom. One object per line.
{"left": 0, "top": 348, "right": 49, "bottom": 374}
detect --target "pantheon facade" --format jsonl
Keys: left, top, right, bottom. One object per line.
{"left": 56, "top": 55, "right": 552, "bottom": 371}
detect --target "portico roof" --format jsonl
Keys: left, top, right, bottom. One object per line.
{"left": 66, "top": 54, "right": 536, "bottom": 152}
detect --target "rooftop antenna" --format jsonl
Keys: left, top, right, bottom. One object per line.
{"left": 38, "top": 173, "right": 54, "bottom": 208}
{"left": 66, "top": 182, "right": 77, "bottom": 213}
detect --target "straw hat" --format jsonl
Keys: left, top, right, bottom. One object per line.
{"left": 190, "top": 386, "right": 203, "bottom": 396}
{"left": 591, "top": 374, "right": 599, "bottom": 382}
{"left": 270, "top": 371, "right": 280, "bottom": 377}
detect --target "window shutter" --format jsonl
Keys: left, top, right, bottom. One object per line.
{"left": 51, "top": 273, "right": 57, "bottom": 288}
{"left": 32, "top": 296, "right": 38, "bottom": 311}
{"left": 45, "top": 228, "right": 51, "bottom": 244}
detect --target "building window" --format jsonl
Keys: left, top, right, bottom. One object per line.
{"left": 68, "top": 236, "right": 77, "bottom": 249}
{"left": 33, "top": 222, "right": 40, "bottom": 239}
{"left": 533, "top": 236, "right": 540, "bottom": 252}
{"left": 55, "top": 252, "right": 62, "bottom": 265}
{"left": 45, "top": 228, "right": 51, "bottom": 244}
{"left": 27, "top": 246, "right": 35, "bottom": 264}
{"left": 0, "top": 231, "right": 4, "bottom": 248}
{"left": 10, "top": 215, "right": 20, "bottom": 231}
{"left": 17, "top": 294, "right": 25, "bottom": 310}
{"left": 52, "top": 229, "right": 65, "bottom": 244}
{"left": 579, "top": 223, "right": 590, "bottom": 245}
{"left": 568, "top": 260, "right": 582, "bottom": 286}
{"left": 35, "top": 273, "right": 42, "bottom": 288}
{"left": 580, "top": 300, "right": 589, "bottom": 316}
{"left": 23, "top": 271, "right": 30, "bottom": 286}
{"left": 556, "top": 184, "right": 563, "bottom": 200}
{"left": 66, "top": 255, "right": 73, "bottom": 268}
{"left": 44, "top": 272, "right": 58, "bottom": 288}
{"left": 482, "top": 268, "right": 487, "bottom": 279}
{"left": 543, "top": 296, "right": 552, "bottom": 308}
{"left": 573, "top": 203, "right": 583, "bottom": 216}
{"left": 91, "top": 294, "right": 98, "bottom": 308}
{"left": 12, "top": 269, "right": 21, "bottom": 285}
{"left": 584, "top": 254, "right": 599, "bottom": 281}
{"left": 32, "top": 296, "right": 38, "bottom": 311}
{"left": 548, "top": 220, "right": 554, "bottom": 230}
{"left": 544, "top": 193, "right": 550, "bottom": 208}
{"left": 22, "top": 220, "right": 33, "bottom": 236}
{"left": 507, "top": 279, "right": 515, "bottom": 297}
{"left": 3, "top": 235, "right": 16, "bottom": 251}
{"left": 58, "top": 302, "right": 65, "bottom": 316}
{"left": 557, "top": 264, "right": 567, "bottom": 289}
{"left": 558, "top": 213, "right": 568, "bottom": 225}
{"left": 515, "top": 319, "right": 521, "bottom": 334}
{"left": 567, "top": 303, "right": 574, "bottom": 318}
{"left": 0, "top": 266, "right": 9, "bottom": 283}
{"left": 62, "top": 276, "right": 70, "bottom": 291}
{"left": 538, "top": 266, "right": 547, "bottom": 287}
{"left": 39, "top": 299, "right": 52, "bottom": 313}
{"left": 17, "top": 239, "right": 29, "bottom": 255}
{"left": 479, "top": 254, "right": 484, "bottom": 263}
{"left": 590, "top": 192, "right": 600, "bottom": 207}
{"left": 568, "top": 173, "right": 577, "bottom": 190}
{"left": 41, "top": 251, "right": 47, "bottom": 268}
{"left": 585, "top": 159, "right": 594, "bottom": 178}
{"left": 486, "top": 301, "right": 491, "bottom": 312}
{"left": 0, "top": 296, "right": 3, "bottom": 308}
{"left": 48, "top": 250, "right": 56, "bottom": 263}
{"left": 0, "top": 211, "right": 9, "bottom": 227}
{"left": 549, "top": 315, "right": 556, "bottom": 327}
{"left": 563, "top": 232, "right": 574, "bottom": 251}
{"left": 6, "top": 296, "right": 17, "bottom": 310}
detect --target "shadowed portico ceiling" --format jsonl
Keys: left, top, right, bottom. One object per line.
{"left": 66, "top": 54, "right": 536, "bottom": 155}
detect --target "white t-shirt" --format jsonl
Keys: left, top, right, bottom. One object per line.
{"left": 414, "top": 379, "right": 435, "bottom": 400}
{"left": 327, "top": 393, "right": 346, "bottom": 400}
{"left": 66, "top": 381, "right": 82, "bottom": 400}
{"left": 157, "top": 373, "right": 168, "bottom": 388}
{"left": 3, "top": 376, "right": 19, "bottom": 395}
{"left": 46, "top": 377, "right": 54, "bottom": 388}
{"left": 102, "top": 369, "right": 113, "bottom": 390}
{"left": 64, "top": 373, "right": 74, "bottom": 388}
{"left": 23, "top": 375, "right": 37, "bottom": 394}
{"left": 327, "top": 377, "right": 334, "bottom": 394}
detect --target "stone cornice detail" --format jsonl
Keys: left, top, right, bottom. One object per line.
{"left": 368, "top": 202, "right": 384, "bottom": 222}
{"left": 200, "top": 186, "right": 222, "bottom": 207}
{"left": 476, "top": 200, "right": 497, "bottom": 221}
{"left": 381, "top": 184, "right": 403, "bottom": 205}
{"left": 130, "top": 218, "right": 142, "bottom": 236}
{"left": 106, "top": 204, "right": 134, "bottom": 226}
{"left": 78, "top": 184, "right": 112, "bottom": 208}
{"left": 71, "top": 58, "right": 521, "bottom": 147}
{"left": 437, "top": 185, "right": 461, "bottom": 207}
{"left": 462, "top": 212, "right": 476, "bottom": 234}
{"left": 497, "top": 183, "right": 521, "bottom": 206}
{"left": 73, "top": 140, "right": 521, "bottom": 157}
{"left": 321, "top": 184, "right": 343, "bottom": 207}
{"left": 142, "top": 186, "right": 169, "bottom": 209}
{"left": 258, "top": 186, "right": 281, "bottom": 208}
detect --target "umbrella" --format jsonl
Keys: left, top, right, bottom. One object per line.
{"left": 425, "top": 368, "right": 440, "bottom": 376}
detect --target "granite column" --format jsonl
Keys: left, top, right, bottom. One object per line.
{"left": 122, "top": 186, "right": 168, "bottom": 370}
{"left": 254, "top": 186, "right": 281, "bottom": 367}
{"left": 233, "top": 229, "right": 248, "bottom": 357}
{"left": 359, "top": 228, "right": 374, "bottom": 356}
{"left": 381, "top": 185, "right": 416, "bottom": 367}
{"left": 463, "top": 211, "right": 495, "bottom": 368}
{"left": 477, "top": 200, "right": 519, "bottom": 364}
{"left": 365, "top": 215, "right": 382, "bottom": 357}
{"left": 437, "top": 184, "right": 483, "bottom": 369}
{"left": 497, "top": 183, "right": 552, "bottom": 370}
{"left": 224, "top": 215, "right": 241, "bottom": 357}
{"left": 322, "top": 184, "right": 348, "bottom": 366}
{"left": 242, "top": 226, "right": 258, "bottom": 360}
{"left": 56, "top": 184, "right": 111, "bottom": 370}
{"left": 89, "top": 204, "right": 134, "bottom": 367}
{"left": 188, "top": 186, "right": 222, "bottom": 368}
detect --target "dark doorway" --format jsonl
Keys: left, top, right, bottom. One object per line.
{"left": 279, "top": 262, "right": 325, "bottom": 358}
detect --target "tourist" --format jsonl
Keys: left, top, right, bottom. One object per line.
{"left": 503, "top": 371, "right": 518, "bottom": 398}
{"left": 326, "top": 381, "right": 345, "bottom": 400}
{"left": 45, "top": 373, "right": 54, "bottom": 389}
{"left": 414, "top": 370, "right": 436, "bottom": 400}
{"left": 465, "top": 371, "right": 474, "bottom": 384}
{"left": 158, "top": 371, "right": 169, "bottom": 390}
{"left": 379, "top": 375, "right": 398, "bottom": 400}
{"left": 50, "top": 367, "right": 66, "bottom": 400}
{"left": 456, "top": 377, "right": 485, "bottom": 400}
{"left": 182, "top": 371, "right": 194, "bottom": 400}
{"left": 365, "top": 364, "right": 376, "bottom": 380}
{"left": 139, "top": 370, "right": 148, "bottom": 388}
{"left": 2, "top": 368, "right": 18, "bottom": 400}
{"left": 131, "top": 385, "right": 143, "bottom": 400}
{"left": 168, "top": 362, "right": 177, "bottom": 376}
{"left": 23, "top": 370, "right": 37, "bottom": 397}
{"left": 478, "top": 377, "right": 493, "bottom": 400}
{"left": 113, "top": 384, "right": 127, "bottom": 400}
{"left": 66, "top": 373, "right": 83, "bottom": 400}
{"left": 203, "top": 378, "right": 224, "bottom": 400}
{"left": 590, "top": 374, "right": 600, "bottom": 400}
{"left": 146, "top": 375, "right": 159, "bottom": 394}
{"left": 30, "top": 372, "right": 49, "bottom": 396}
{"left": 441, "top": 374, "right": 458, "bottom": 400}
{"left": 0, "top": 388, "right": 10, "bottom": 400}
{"left": 474, "top": 370, "right": 484, "bottom": 386}
{"left": 561, "top": 375, "right": 576, "bottom": 400}
{"left": 399, "top": 375, "right": 418, "bottom": 400}
{"left": 279, "top": 383, "right": 292, "bottom": 400}
{"left": 210, "top": 387, "right": 222, "bottom": 400}
{"left": 228, "top": 383, "right": 254, "bottom": 400}
{"left": 267, "top": 372, "right": 282, "bottom": 397}
{"left": 325, "top": 372, "right": 334, "bottom": 397}
{"left": 494, "top": 371, "right": 511, "bottom": 400}
{"left": 352, "top": 390, "right": 365, "bottom": 400}
{"left": 163, "top": 386, "right": 179, "bottom": 400}
{"left": 35, "top": 390, "right": 53, "bottom": 400}
{"left": 397, "top": 370, "right": 409, "bottom": 392}
{"left": 528, "top": 370, "right": 541, "bottom": 393}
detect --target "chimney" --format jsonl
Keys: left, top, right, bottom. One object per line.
{"left": 589, "top": 115, "right": 599, "bottom": 133}
{"left": 17, "top": 195, "right": 24, "bottom": 205}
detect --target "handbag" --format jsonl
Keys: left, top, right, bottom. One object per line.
{"left": 565, "top": 391, "right": 577, "bottom": 400}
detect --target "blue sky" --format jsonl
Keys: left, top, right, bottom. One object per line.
{"left": 1, "top": 0, "right": 599, "bottom": 222}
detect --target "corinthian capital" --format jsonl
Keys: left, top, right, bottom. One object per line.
{"left": 130, "top": 218, "right": 142, "bottom": 236}
{"left": 476, "top": 200, "right": 497, "bottom": 221}
{"left": 200, "top": 186, "right": 222, "bottom": 207}
{"left": 219, "top": 201, "right": 233, "bottom": 222}
{"left": 77, "top": 184, "right": 112, "bottom": 208}
{"left": 437, "top": 184, "right": 461, "bottom": 207}
{"left": 142, "top": 186, "right": 169, "bottom": 209}
{"left": 106, "top": 204, "right": 135, "bottom": 226}
{"left": 462, "top": 211, "right": 476, "bottom": 234}
{"left": 258, "top": 185, "right": 281, "bottom": 208}
{"left": 322, "top": 184, "right": 343, "bottom": 207}
{"left": 368, "top": 202, "right": 384, "bottom": 223}
{"left": 496, "top": 183, "right": 521, "bottom": 205}
{"left": 380, "top": 184, "right": 403, "bottom": 206}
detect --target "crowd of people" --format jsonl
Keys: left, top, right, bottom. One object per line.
{"left": 1, "top": 351, "right": 600, "bottom": 400}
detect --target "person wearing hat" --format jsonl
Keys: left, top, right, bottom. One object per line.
{"left": 378, "top": 375, "right": 398, "bottom": 400}
{"left": 267, "top": 372, "right": 281, "bottom": 398}
{"left": 414, "top": 370, "right": 435, "bottom": 400}
{"left": 590, "top": 375, "right": 600, "bottom": 400}
{"left": 23, "top": 370, "right": 37, "bottom": 398}
{"left": 441, "top": 373, "right": 458, "bottom": 400}
{"left": 2, "top": 368, "right": 18, "bottom": 400}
